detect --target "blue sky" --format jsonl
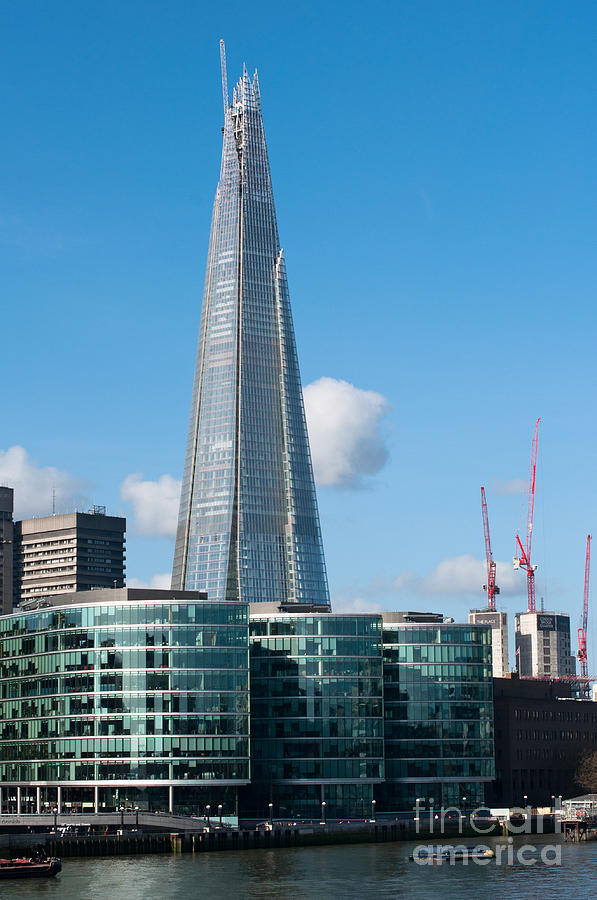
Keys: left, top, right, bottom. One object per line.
{"left": 2, "top": 2, "right": 596, "bottom": 667}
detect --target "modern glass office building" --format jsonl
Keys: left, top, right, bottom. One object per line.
{"left": 378, "top": 612, "right": 494, "bottom": 810}
{"left": 0, "top": 589, "right": 249, "bottom": 816}
{"left": 243, "top": 606, "right": 384, "bottom": 819}
{"left": 171, "top": 60, "right": 329, "bottom": 608}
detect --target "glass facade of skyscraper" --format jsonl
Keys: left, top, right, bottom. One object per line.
{"left": 172, "top": 66, "right": 329, "bottom": 608}
{"left": 243, "top": 610, "right": 384, "bottom": 819}
{"left": 0, "top": 590, "right": 249, "bottom": 816}
{"left": 378, "top": 614, "right": 494, "bottom": 810}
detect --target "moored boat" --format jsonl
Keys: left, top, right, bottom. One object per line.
{"left": 0, "top": 856, "right": 62, "bottom": 878}
{"left": 409, "top": 844, "right": 496, "bottom": 862}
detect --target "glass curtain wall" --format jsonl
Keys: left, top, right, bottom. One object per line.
{"left": 244, "top": 613, "right": 384, "bottom": 820}
{"left": 0, "top": 600, "right": 249, "bottom": 815}
{"left": 379, "top": 621, "right": 495, "bottom": 811}
{"left": 172, "top": 65, "right": 329, "bottom": 607}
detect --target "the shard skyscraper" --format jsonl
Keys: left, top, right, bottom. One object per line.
{"left": 172, "top": 53, "right": 329, "bottom": 607}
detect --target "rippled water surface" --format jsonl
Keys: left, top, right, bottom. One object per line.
{"left": 2, "top": 835, "right": 597, "bottom": 899}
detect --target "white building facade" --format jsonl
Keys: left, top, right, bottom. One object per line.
{"left": 469, "top": 609, "right": 509, "bottom": 677}
{"left": 514, "top": 611, "right": 575, "bottom": 677}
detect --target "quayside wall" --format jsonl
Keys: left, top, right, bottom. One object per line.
{"left": 0, "top": 821, "right": 508, "bottom": 858}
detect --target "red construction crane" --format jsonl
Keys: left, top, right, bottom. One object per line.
{"left": 578, "top": 534, "right": 591, "bottom": 685}
{"left": 481, "top": 487, "right": 500, "bottom": 610}
{"left": 514, "top": 418, "right": 540, "bottom": 612}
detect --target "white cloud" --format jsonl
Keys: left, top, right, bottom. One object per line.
{"left": 120, "top": 474, "right": 181, "bottom": 537}
{"left": 303, "top": 377, "right": 391, "bottom": 488}
{"left": 331, "top": 594, "right": 386, "bottom": 614}
{"left": 494, "top": 478, "right": 527, "bottom": 496}
{"left": 127, "top": 573, "right": 172, "bottom": 590}
{"left": 392, "top": 571, "right": 418, "bottom": 593}
{"left": 333, "top": 555, "right": 526, "bottom": 618}
{"left": 0, "top": 445, "right": 87, "bottom": 518}
{"left": 417, "top": 554, "right": 522, "bottom": 597}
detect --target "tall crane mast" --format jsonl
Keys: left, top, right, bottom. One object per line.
{"left": 513, "top": 418, "right": 540, "bottom": 612}
{"left": 481, "top": 487, "right": 500, "bottom": 610}
{"left": 578, "top": 534, "right": 591, "bottom": 687}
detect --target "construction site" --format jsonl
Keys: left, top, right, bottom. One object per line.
{"left": 470, "top": 418, "right": 593, "bottom": 697}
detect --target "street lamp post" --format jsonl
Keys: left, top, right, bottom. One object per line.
{"left": 119, "top": 806, "right": 125, "bottom": 828}
{"left": 205, "top": 805, "right": 211, "bottom": 828}
{"left": 320, "top": 801, "right": 327, "bottom": 826}
{"left": 52, "top": 807, "right": 58, "bottom": 831}
{"left": 371, "top": 799, "right": 376, "bottom": 823}
{"left": 268, "top": 803, "right": 273, "bottom": 827}
{"left": 135, "top": 807, "right": 140, "bottom": 828}
{"left": 218, "top": 804, "right": 223, "bottom": 826}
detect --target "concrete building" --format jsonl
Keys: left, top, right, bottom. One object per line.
{"left": 489, "top": 675, "right": 597, "bottom": 808}
{"left": 0, "top": 588, "right": 249, "bottom": 816}
{"left": 469, "top": 609, "right": 509, "bottom": 677}
{"left": 0, "top": 488, "right": 14, "bottom": 616}
{"left": 515, "top": 611, "right": 575, "bottom": 677}
{"left": 13, "top": 507, "right": 126, "bottom": 606}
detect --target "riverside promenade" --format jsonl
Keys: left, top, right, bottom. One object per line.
{"left": 0, "top": 812, "right": 519, "bottom": 858}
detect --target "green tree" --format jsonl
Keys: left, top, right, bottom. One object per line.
{"left": 574, "top": 750, "right": 597, "bottom": 794}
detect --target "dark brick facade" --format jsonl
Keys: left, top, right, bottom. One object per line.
{"left": 488, "top": 674, "right": 597, "bottom": 807}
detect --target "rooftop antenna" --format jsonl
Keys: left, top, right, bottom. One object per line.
{"left": 220, "top": 39, "right": 229, "bottom": 117}
{"left": 52, "top": 486, "right": 56, "bottom": 516}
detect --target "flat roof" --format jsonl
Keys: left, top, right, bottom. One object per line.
{"left": 15, "top": 586, "right": 211, "bottom": 613}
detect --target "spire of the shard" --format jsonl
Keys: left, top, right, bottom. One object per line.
{"left": 172, "top": 49, "right": 329, "bottom": 607}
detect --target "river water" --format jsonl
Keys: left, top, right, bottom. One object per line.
{"left": 2, "top": 835, "right": 596, "bottom": 899}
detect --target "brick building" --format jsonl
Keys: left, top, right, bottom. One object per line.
{"left": 489, "top": 674, "right": 597, "bottom": 807}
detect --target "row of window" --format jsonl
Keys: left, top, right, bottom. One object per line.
{"left": 384, "top": 739, "right": 494, "bottom": 759}
{"left": 385, "top": 758, "right": 494, "bottom": 779}
{"left": 0, "top": 627, "right": 247, "bottom": 657}
{"left": 1, "top": 715, "right": 248, "bottom": 740}
{"left": 383, "top": 627, "right": 491, "bottom": 646}
{"left": 384, "top": 702, "right": 493, "bottom": 721}
{"left": 0, "top": 648, "right": 248, "bottom": 676}
{"left": 0, "top": 603, "right": 248, "bottom": 635}
{"left": 384, "top": 664, "right": 492, "bottom": 681}
{"left": 511, "top": 707, "right": 597, "bottom": 722}
{"left": 1, "top": 736, "right": 248, "bottom": 760}
{"left": 250, "top": 618, "right": 380, "bottom": 638}
{"left": 250, "top": 699, "right": 382, "bottom": 719}
{"left": 250, "top": 637, "right": 380, "bottom": 656}
{"left": 515, "top": 729, "right": 597, "bottom": 742}
{"left": 1, "top": 670, "right": 248, "bottom": 699}
{"left": 384, "top": 644, "right": 490, "bottom": 663}
{"left": 251, "top": 759, "right": 383, "bottom": 781}
{"left": 250, "top": 659, "right": 381, "bottom": 678}
{"left": 249, "top": 677, "right": 383, "bottom": 700}
{"left": 0, "top": 760, "right": 249, "bottom": 782}
{"left": 384, "top": 683, "right": 492, "bottom": 702}
{"left": 0, "top": 691, "right": 248, "bottom": 718}
{"left": 385, "top": 721, "right": 492, "bottom": 740}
